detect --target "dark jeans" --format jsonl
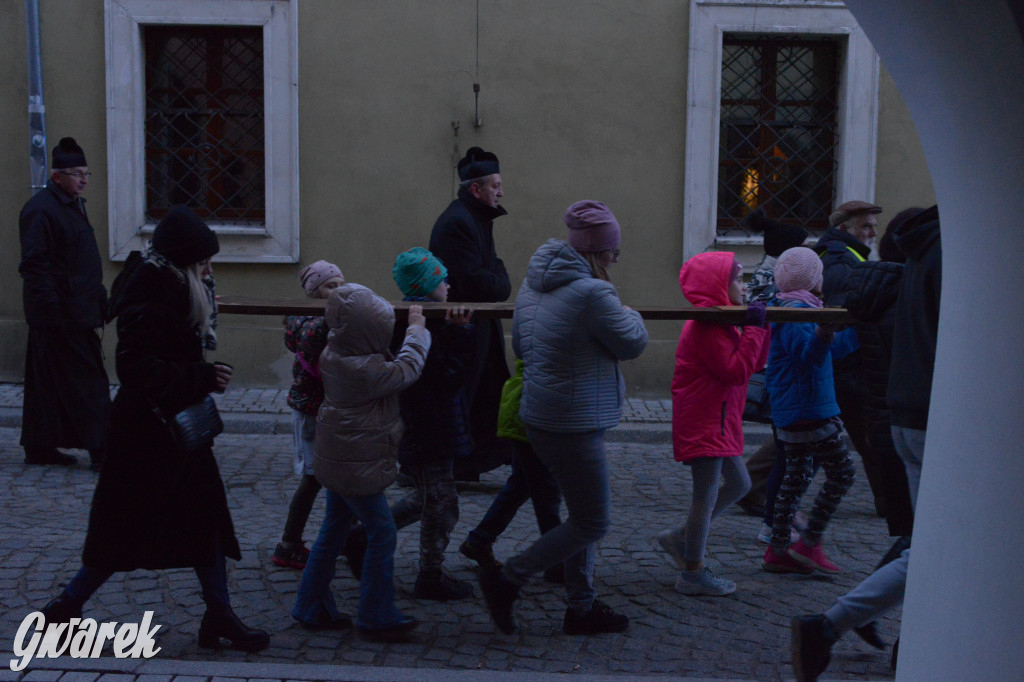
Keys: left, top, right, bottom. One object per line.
{"left": 468, "top": 439, "right": 562, "bottom": 547}
{"left": 64, "top": 546, "right": 230, "bottom": 612}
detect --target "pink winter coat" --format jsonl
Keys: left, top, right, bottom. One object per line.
{"left": 672, "top": 252, "right": 770, "bottom": 463}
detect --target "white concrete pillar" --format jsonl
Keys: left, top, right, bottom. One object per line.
{"left": 843, "top": 1, "right": 1024, "bottom": 679}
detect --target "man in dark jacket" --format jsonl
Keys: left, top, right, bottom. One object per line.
{"left": 816, "top": 200, "right": 898, "bottom": 521}
{"left": 18, "top": 137, "right": 110, "bottom": 469}
{"left": 791, "top": 205, "right": 940, "bottom": 682}
{"left": 429, "top": 147, "right": 512, "bottom": 480}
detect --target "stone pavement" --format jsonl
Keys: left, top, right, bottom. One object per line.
{"left": 0, "top": 384, "right": 896, "bottom": 681}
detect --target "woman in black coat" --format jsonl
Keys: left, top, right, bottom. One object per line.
{"left": 40, "top": 205, "right": 269, "bottom": 653}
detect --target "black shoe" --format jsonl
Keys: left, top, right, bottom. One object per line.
{"left": 454, "top": 472, "right": 480, "bottom": 483}
{"left": 295, "top": 611, "right": 353, "bottom": 631}
{"left": 358, "top": 615, "right": 418, "bottom": 641}
{"left": 478, "top": 566, "right": 520, "bottom": 634}
{"left": 198, "top": 609, "right": 270, "bottom": 653}
{"left": 737, "top": 497, "right": 767, "bottom": 518}
{"left": 24, "top": 448, "right": 77, "bottom": 466}
{"left": 88, "top": 449, "right": 105, "bottom": 472}
{"left": 41, "top": 593, "right": 83, "bottom": 624}
{"left": 342, "top": 526, "right": 367, "bottom": 581}
{"left": 543, "top": 563, "right": 565, "bottom": 584}
{"left": 396, "top": 471, "right": 415, "bottom": 488}
{"left": 413, "top": 570, "right": 474, "bottom": 601}
{"left": 791, "top": 614, "right": 838, "bottom": 682}
{"left": 852, "top": 620, "right": 886, "bottom": 650}
{"left": 459, "top": 539, "right": 503, "bottom": 569}
{"left": 563, "top": 599, "right": 629, "bottom": 635}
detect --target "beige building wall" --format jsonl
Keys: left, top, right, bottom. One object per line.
{"left": 0, "top": 0, "right": 934, "bottom": 395}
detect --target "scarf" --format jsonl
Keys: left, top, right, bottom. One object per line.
{"left": 142, "top": 245, "right": 218, "bottom": 350}
{"left": 775, "top": 289, "right": 823, "bottom": 309}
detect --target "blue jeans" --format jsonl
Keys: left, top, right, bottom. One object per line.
{"left": 505, "top": 427, "right": 610, "bottom": 612}
{"left": 469, "top": 439, "right": 562, "bottom": 547}
{"left": 293, "top": 489, "right": 405, "bottom": 630}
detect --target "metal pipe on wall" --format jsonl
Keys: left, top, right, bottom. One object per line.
{"left": 24, "top": 0, "right": 47, "bottom": 195}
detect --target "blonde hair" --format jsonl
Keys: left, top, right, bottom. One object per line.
{"left": 186, "top": 263, "right": 213, "bottom": 338}
{"left": 581, "top": 251, "right": 612, "bottom": 282}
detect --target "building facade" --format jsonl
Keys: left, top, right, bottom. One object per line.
{"left": 0, "top": 0, "right": 935, "bottom": 392}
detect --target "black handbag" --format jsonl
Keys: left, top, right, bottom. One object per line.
{"left": 154, "top": 394, "right": 224, "bottom": 452}
{"left": 743, "top": 370, "right": 773, "bottom": 424}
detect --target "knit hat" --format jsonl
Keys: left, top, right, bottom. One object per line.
{"left": 774, "top": 246, "right": 823, "bottom": 293}
{"left": 52, "top": 137, "right": 87, "bottom": 169}
{"left": 829, "top": 200, "right": 882, "bottom": 228}
{"left": 564, "top": 200, "right": 621, "bottom": 253}
{"left": 152, "top": 205, "right": 219, "bottom": 268}
{"left": 300, "top": 260, "right": 345, "bottom": 296}
{"left": 743, "top": 208, "right": 809, "bottom": 257}
{"left": 457, "top": 147, "right": 500, "bottom": 181}
{"left": 393, "top": 247, "right": 448, "bottom": 297}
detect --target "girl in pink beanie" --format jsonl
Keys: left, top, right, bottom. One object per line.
{"left": 761, "top": 247, "right": 859, "bottom": 575}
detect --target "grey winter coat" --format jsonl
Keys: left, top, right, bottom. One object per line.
{"left": 314, "top": 283, "right": 430, "bottom": 497}
{"left": 512, "top": 239, "right": 648, "bottom": 433}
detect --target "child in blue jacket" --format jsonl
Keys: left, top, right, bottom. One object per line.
{"left": 762, "top": 247, "right": 858, "bottom": 575}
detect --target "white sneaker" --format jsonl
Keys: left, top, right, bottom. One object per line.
{"left": 655, "top": 529, "right": 687, "bottom": 569}
{"left": 757, "top": 522, "right": 800, "bottom": 544}
{"left": 674, "top": 566, "right": 736, "bottom": 596}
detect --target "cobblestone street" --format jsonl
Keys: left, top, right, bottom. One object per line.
{"left": 0, "top": 416, "right": 898, "bottom": 681}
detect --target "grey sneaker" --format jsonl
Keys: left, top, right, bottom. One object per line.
{"left": 674, "top": 567, "right": 736, "bottom": 596}
{"left": 656, "top": 529, "right": 687, "bottom": 569}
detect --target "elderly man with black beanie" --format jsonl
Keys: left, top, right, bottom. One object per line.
{"left": 428, "top": 147, "right": 512, "bottom": 481}
{"left": 18, "top": 137, "right": 110, "bottom": 469}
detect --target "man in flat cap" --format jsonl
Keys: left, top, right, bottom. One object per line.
{"left": 815, "top": 199, "right": 912, "bottom": 531}
{"left": 18, "top": 137, "right": 110, "bottom": 469}
{"left": 428, "top": 147, "right": 512, "bottom": 481}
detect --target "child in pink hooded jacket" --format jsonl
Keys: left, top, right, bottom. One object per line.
{"left": 656, "top": 251, "right": 770, "bottom": 595}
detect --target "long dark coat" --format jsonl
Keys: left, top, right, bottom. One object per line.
{"left": 82, "top": 259, "right": 240, "bottom": 571}
{"left": 429, "top": 187, "right": 512, "bottom": 474}
{"left": 18, "top": 180, "right": 109, "bottom": 450}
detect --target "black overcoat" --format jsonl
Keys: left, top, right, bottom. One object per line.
{"left": 82, "top": 259, "right": 240, "bottom": 571}
{"left": 429, "top": 188, "right": 512, "bottom": 472}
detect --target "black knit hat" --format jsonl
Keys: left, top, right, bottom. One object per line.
{"left": 152, "top": 205, "right": 219, "bottom": 268}
{"left": 52, "top": 137, "right": 87, "bottom": 169}
{"left": 743, "top": 208, "right": 810, "bottom": 257}
{"left": 457, "top": 147, "right": 500, "bottom": 181}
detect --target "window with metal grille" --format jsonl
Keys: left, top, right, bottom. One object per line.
{"left": 718, "top": 36, "right": 839, "bottom": 237}
{"left": 144, "top": 25, "right": 265, "bottom": 226}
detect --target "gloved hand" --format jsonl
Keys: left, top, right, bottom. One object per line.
{"left": 743, "top": 301, "right": 768, "bottom": 328}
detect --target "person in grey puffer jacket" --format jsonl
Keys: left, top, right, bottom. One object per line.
{"left": 479, "top": 201, "right": 648, "bottom": 636}
{"left": 293, "top": 283, "right": 430, "bottom": 639}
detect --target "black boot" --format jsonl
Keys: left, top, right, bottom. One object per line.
{"left": 478, "top": 566, "right": 520, "bottom": 634}
{"left": 41, "top": 593, "right": 83, "bottom": 624}
{"left": 24, "top": 447, "right": 77, "bottom": 466}
{"left": 413, "top": 569, "right": 474, "bottom": 601}
{"left": 198, "top": 608, "right": 270, "bottom": 653}
{"left": 563, "top": 600, "right": 629, "bottom": 635}
{"left": 791, "top": 614, "right": 838, "bottom": 682}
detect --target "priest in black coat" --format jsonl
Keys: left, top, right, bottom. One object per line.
{"left": 18, "top": 137, "right": 109, "bottom": 468}
{"left": 429, "top": 147, "right": 512, "bottom": 480}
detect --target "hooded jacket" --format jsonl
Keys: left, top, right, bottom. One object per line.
{"left": 512, "top": 239, "right": 648, "bottom": 432}
{"left": 887, "top": 206, "right": 941, "bottom": 430}
{"left": 672, "top": 252, "right": 770, "bottom": 463}
{"left": 314, "top": 283, "right": 430, "bottom": 496}
{"left": 285, "top": 314, "right": 328, "bottom": 415}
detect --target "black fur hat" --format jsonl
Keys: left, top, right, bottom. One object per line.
{"left": 457, "top": 147, "right": 500, "bottom": 181}
{"left": 52, "top": 137, "right": 87, "bottom": 169}
{"left": 152, "top": 205, "right": 219, "bottom": 268}
{"left": 744, "top": 208, "right": 809, "bottom": 257}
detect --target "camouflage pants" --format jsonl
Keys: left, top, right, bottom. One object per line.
{"left": 390, "top": 459, "right": 459, "bottom": 570}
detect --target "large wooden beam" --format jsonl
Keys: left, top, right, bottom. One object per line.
{"left": 217, "top": 297, "right": 853, "bottom": 323}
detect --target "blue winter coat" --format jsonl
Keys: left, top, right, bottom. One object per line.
{"left": 512, "top": 239, "right": 648, "bottom": 433}
{"left": 765, "top": 300, "right": 858, "bottom": 429}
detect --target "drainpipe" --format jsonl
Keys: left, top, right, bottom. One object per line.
{"left": 24, "top": 0, "right": 47, "bottom": 195}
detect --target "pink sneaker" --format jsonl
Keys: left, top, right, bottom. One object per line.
{"left": 788, "top": 539, "right": 840, "bottom": 574}
{"left": 762, "top": 547, "right": 814, "bottom": 575}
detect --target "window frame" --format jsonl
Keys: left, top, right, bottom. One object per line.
{"left": 104, "top": 0, "right": 299, "bottom": 262}
{"left": 684, "top": 0, "right": 879, "bottom": 258}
